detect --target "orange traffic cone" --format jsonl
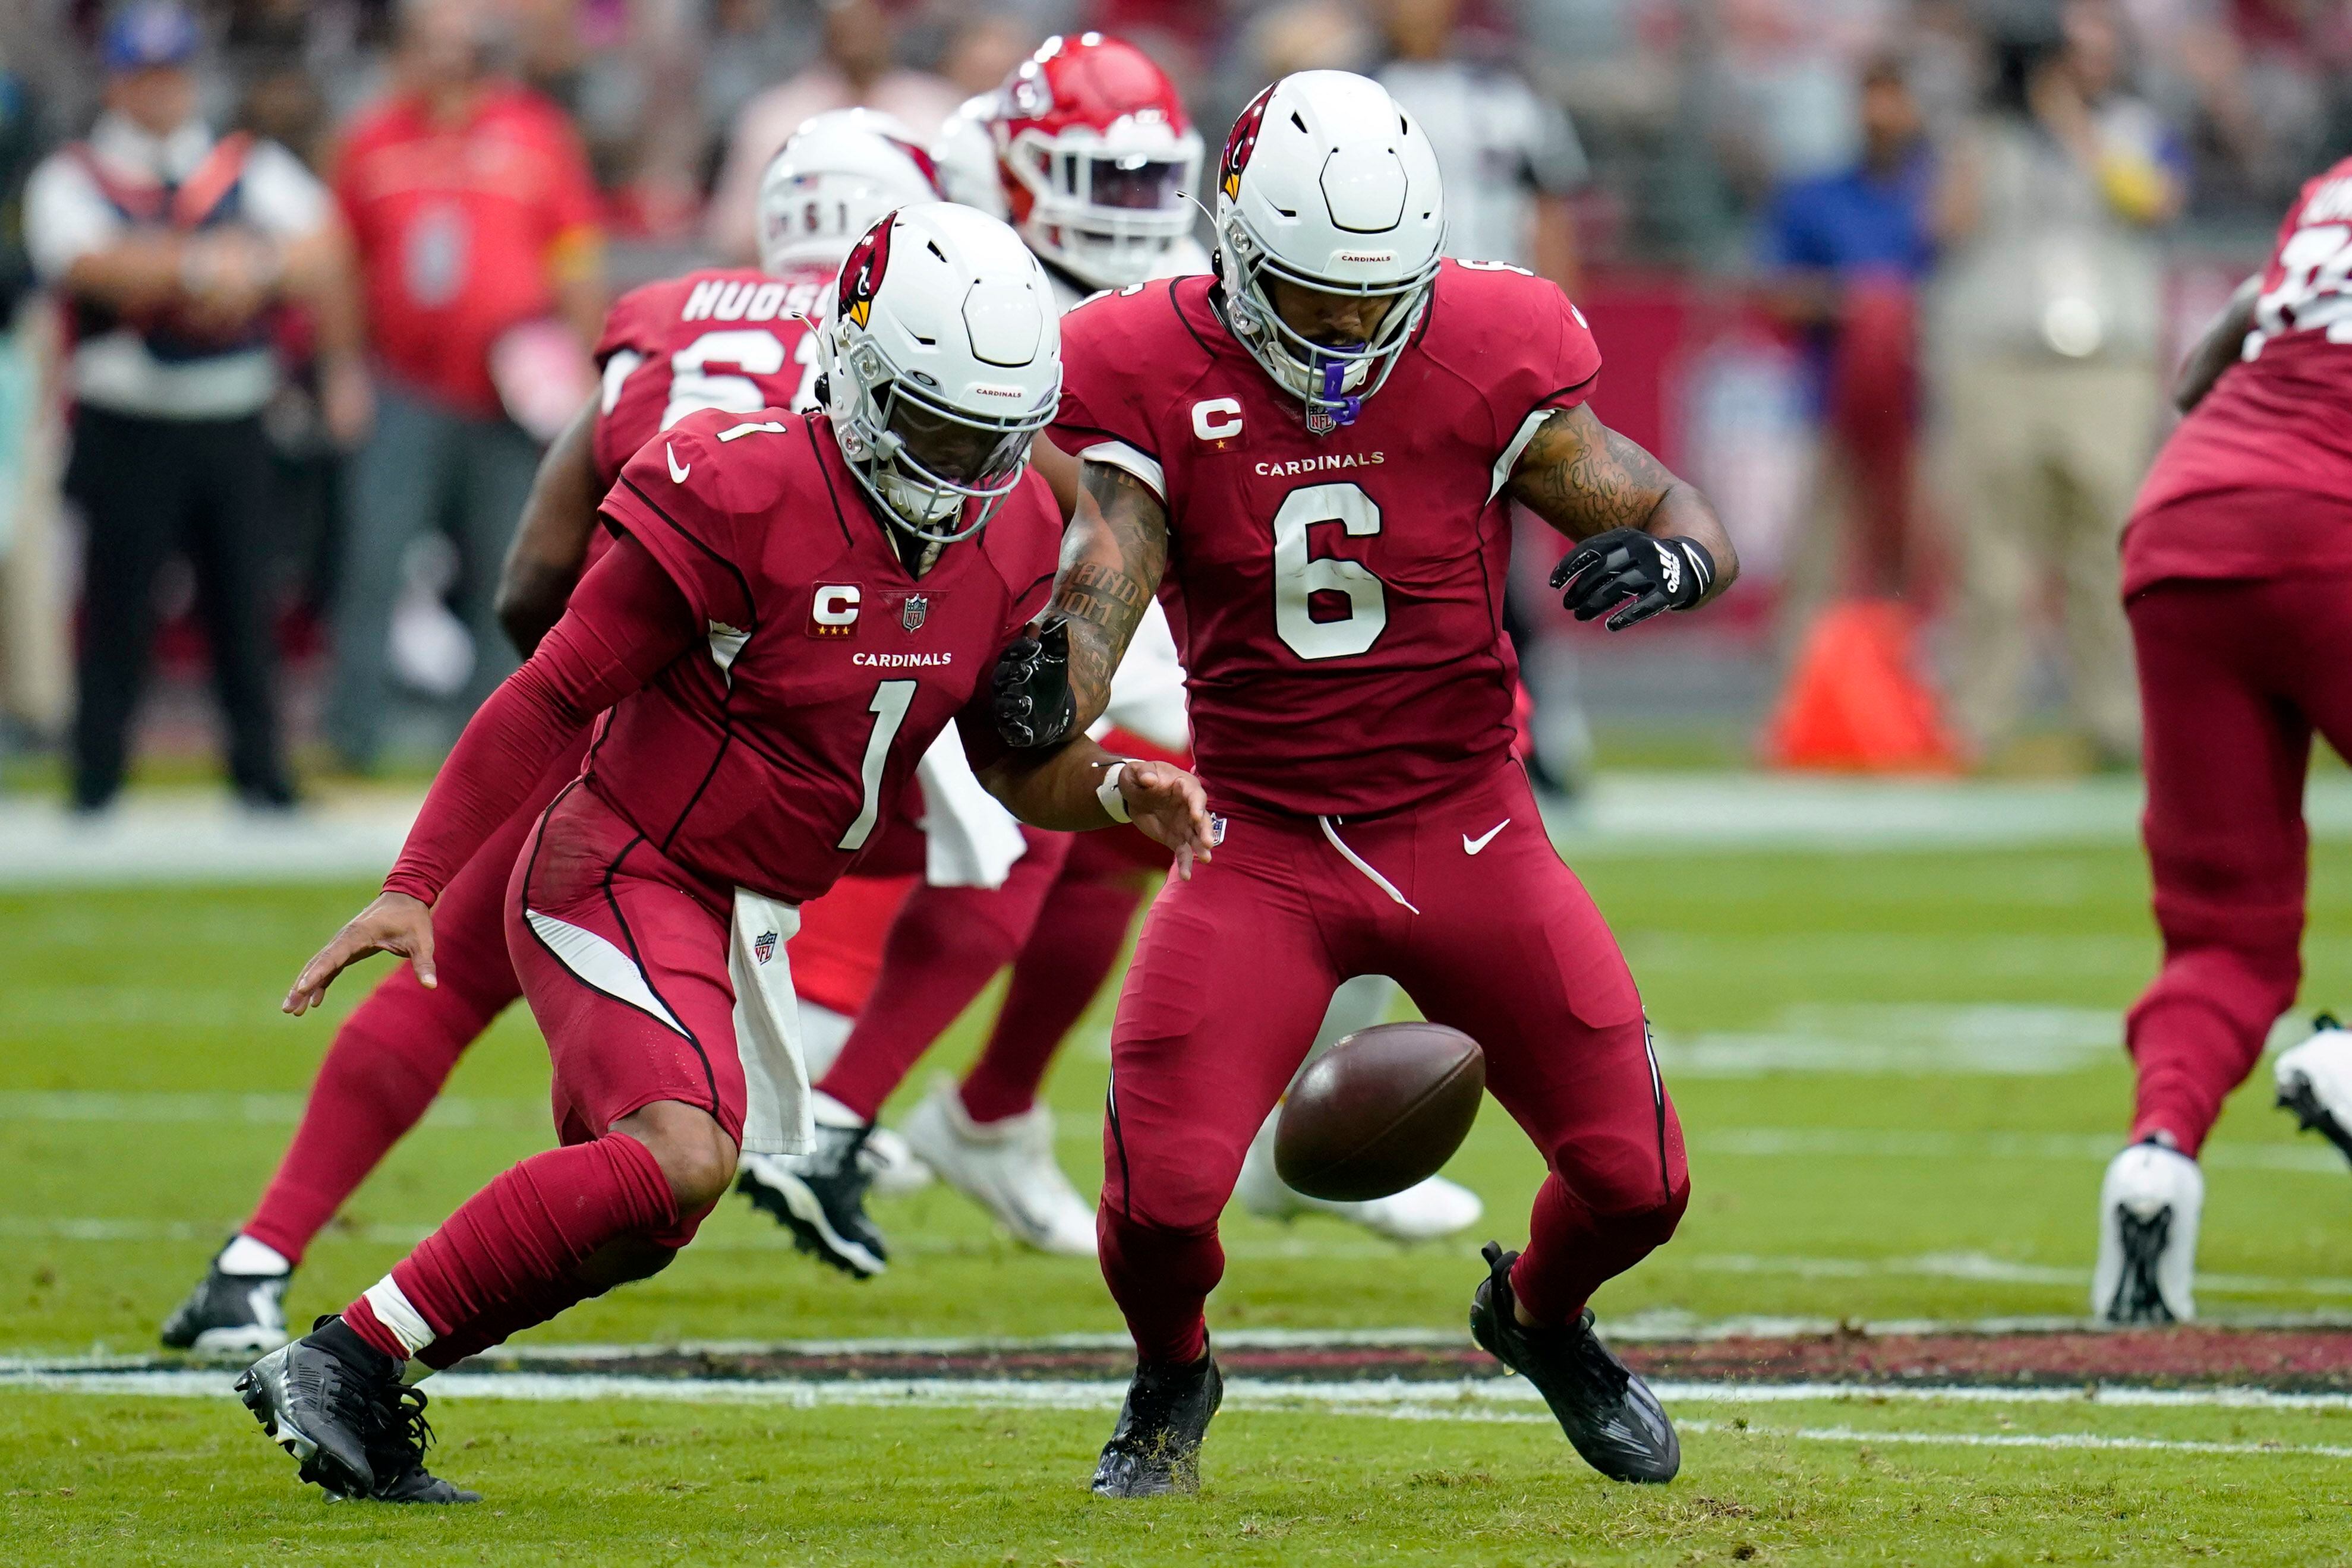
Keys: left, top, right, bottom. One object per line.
{"left": 1763, "top": 599, "right": 1958, "bottom": 774}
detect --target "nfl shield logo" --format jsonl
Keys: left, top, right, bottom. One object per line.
{"left": 753, "top": 930, "right": 778, "bottom": 965}
{"left": 1305, "top": 406, "right": 1336, "bottom": 437}
{"left": 901, "top": 594, "right": 929, "bottom": 633}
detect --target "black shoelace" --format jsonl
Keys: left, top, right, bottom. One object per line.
{"left": 364, "top": 1383, "right": 437, "bottom": 1468}
{"left": 2111, "top": 1209, "right": 2174, "bottom": 1321}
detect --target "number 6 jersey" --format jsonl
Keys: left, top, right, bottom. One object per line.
{"left": 1052, "top": 260, "right": 1600, "bottom": 817}
{"left": 2127, "top": 155, "right": 2352, "bottom": 595}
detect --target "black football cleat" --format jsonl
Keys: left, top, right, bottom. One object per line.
{"left": 161, "top": 1250, "right": 290, "bottom": 1355}
{"left": 234, "top": 1318, "right": 386, "bottom": 1498}
{"left": 364, "top": 1383, "right": 480, "bottom": 1504}
{"left": 237, "top": 1316, "right": 480, "bottom": 1503}
{"left": 1092, "top": 1353, "right": 1223, "bottom": 1498}
{"left": 736, "top": 1128, "right": 888, "bottom": 1278}
{"left": 1470, "top": 1242, "right": 1679, "bottom": 1484}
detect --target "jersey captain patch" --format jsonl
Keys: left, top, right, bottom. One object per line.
{"left": 809, "top": 584, "right": 862, "bottom": 637}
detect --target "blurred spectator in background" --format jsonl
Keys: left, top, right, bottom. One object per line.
{"left": 1929, "top": 0, "right": 2180, "bottom": 768}
{"left": 0, "top": 28, "right": 64, "bottom": 755}
{"left": 1376, "top": 0, "right": 1586, "bottom": 288}
{"left": 326, "top": 0, "right": 606, "bottom": 773}
{"left": 705, "top": 0, "right": 961, "bottom": 263}
{"left": 25, "top": 3, "right": 363, "bottom": 812}
{"left": 1757, "top": 54, "right": 1938, "bottom": 641}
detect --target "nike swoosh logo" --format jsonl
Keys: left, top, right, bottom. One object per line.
{"left": 1463, "top": 820, "right": 1509, "bottom": 855}
{"left": 666, "top": 443, "right": 691, "bottom": 483}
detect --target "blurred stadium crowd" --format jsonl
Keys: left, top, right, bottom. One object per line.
{"left": 0, "top": 0, "right": 2345, "bottom": 804}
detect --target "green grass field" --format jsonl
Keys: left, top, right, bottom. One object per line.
{"left": 7, "top": 831, "right": 2352, "bottom": 1563}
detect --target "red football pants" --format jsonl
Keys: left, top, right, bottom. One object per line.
{"left": 2125, "top": 573, "right": 2352, "bottom": 1156}
{"left": 243, "top": 737, "right": 588, "bottom": 1263}
{"left": 1099, "top": 762, "right": 1687, "bottom": 1362}
{"left": 815, "top": 826, "right": 1074, "bottom": 1121}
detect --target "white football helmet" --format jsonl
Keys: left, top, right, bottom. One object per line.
{"left": 821, "top": 204, "right": 1061, "bottom": 545}
{"left": 757, "top": 109, "right": 943, "bottom": 276}
{"left": 1212, "top": 71, "right": 1445, "bottom": 432}
{"left": 931, "top": 93, "right": 1011, "bottom": 220}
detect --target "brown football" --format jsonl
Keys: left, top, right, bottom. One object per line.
{"left": 1273, "top": 1023, "right": 1486, "bottom": 1202}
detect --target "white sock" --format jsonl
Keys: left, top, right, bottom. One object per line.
{"left": 217, "top": 1235, "right": 291, "bottom": 1276}
{"left": 812, "top": 1089, "right": 865, "bottom": 1128}
{"left": 361, "top": 1276, "right": 437, "bottom": 1358}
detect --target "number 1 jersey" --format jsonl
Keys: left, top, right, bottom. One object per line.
{"left": 2127, "top": 156, "right": 2352, "bottom": 594}
{"left": 592, "top": 408, "right": 1061, "bottom": 904}
{"left": 1052, "top": 261, "right": 1600, "bottom": 818}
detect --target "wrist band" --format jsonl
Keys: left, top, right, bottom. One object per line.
{"left": 1096, "top": 762, "right": 1131, "bottom": 824}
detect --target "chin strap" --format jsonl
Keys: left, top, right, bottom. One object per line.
{"left": 1310, "top": 358, "right": 1363, "bottom": 433}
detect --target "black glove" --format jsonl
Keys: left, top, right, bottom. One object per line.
{"left": 992, "top": 613, "right": 1078, "bottom": 750}
{"left": 1550, "top": 529, "right": 1715, "bottom": 632}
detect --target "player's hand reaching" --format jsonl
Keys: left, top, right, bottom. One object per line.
{"left": 1551, "top": 529, "right": 1716, "bottom": 632}
{"left": 1115, "top": 759, "right": 1218, "bottom": 881}
{"left": 284, "top": 891, "right": 436, "bottom": 1016}
{"left": 992, "top": 614, "right": 1078, "bottom": 750}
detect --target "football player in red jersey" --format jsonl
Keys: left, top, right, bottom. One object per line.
{"left": 778, "top": 35, "right": 1484, "bottom": 1273}
{"left": 994, "top": 72, "right": 1738, "bottom": 1494}
{"left": 157, "top": 114, "right": 942, "bottom": 1362}
{"left": 2089, "top": 156, "right": 2352, "bottom": 1326}
{"left": 237, "top": 205, "right": 1214, "bottom": 1503}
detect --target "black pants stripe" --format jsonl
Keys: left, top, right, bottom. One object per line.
{"left": 65, "top": 406, "right": 289, "bottom": 808}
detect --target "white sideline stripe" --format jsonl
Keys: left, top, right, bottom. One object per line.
{"left": 1674, "top": 1421, "right": 2352, "bottom": 1461}
{"left": 1686, "top": 1250, "right": 2352, "bottom": 1299}
{"left": 0, "top": 1091, "right": 541, "bottom": 1127}
{"left": 11, "top": 1206, "right": 2352, "bottom": 1299}
{"left": 8, "top": 1370, "right": 2352, "bottom": 1459}
{"left": 6, "top": 1086, "right": 2340, "bottom": 1168}
{"left": 524, "top": 909, "right": 689, "bottom": 1037}
{"left": 11, "top": 775, "right": 2352, "bottom": 888}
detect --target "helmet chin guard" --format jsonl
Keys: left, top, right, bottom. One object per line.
{"left": 1211, "top": 72, "right": 1445, "bottom": 435}
{"left": 821, "top": 205, "right": 1061, "bottom": 546}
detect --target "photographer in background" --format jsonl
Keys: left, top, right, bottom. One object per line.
{"left": 1929, "top": 0, "right": 2181, "bottom": 769}
{"left": 25, "top": 3, "right": 366, "bottom": 813}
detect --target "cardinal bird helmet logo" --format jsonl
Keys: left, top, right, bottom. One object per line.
{"left": 1221, "top": 86, "right": 1274, "bottom": 202}
{"left": 839, "top": 214, "right": 896, "bottom": 330}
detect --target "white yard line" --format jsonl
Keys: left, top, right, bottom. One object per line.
{"left": 10, "top": 774, "right": 2351, "bottom": 888}
{"left": 5, "top": 1367, "right": 2349, "bottom": 1460}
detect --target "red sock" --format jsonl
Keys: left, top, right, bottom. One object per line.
{"left": 1510, "top": 1164, "right": 1689, "bottom": 1326}
{"left": 960, "top": 875, "right": 1144, "bottom": 1124}
{"left": 817, "top": 884, "right": 1031, "bottom": 1121}
{"left": 244, "top": 964, "right": 502, "bottom": 1264}
{"left": 1098, "top": 1206, "right": 1221, "bottom": 1364}
{"left": 340, "top": 1132, "right": 676, "bottom": 1364}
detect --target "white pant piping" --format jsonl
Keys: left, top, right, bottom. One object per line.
{"left": 1317, "top": 816, "right": 1420, "bottom": 914}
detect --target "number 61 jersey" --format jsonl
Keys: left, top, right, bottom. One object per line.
{"left": 591, "top": 264, "right": 834, "bottom": 488}
{"left": 1052, "top": 260, "right": 1601, "bottom": 818}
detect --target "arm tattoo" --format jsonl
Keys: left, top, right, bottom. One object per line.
{"left": 1049, "top": 460, "right": 1168, "bottom": 728}
{"left": 1508, "top": 403, "right": 1679, "bottom": 541}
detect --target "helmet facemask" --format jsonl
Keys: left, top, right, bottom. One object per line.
{"left": 1008, "top": 134, "right": 1202, "bottom": 289}
{"left": 828, "top": 329, "right": 1058, "bottom": 546}
{"left": 1217, "top": 206, "right": 1438, "bottom": 434}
